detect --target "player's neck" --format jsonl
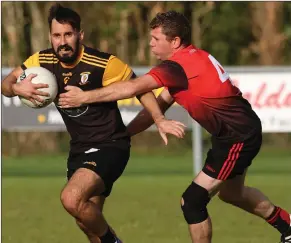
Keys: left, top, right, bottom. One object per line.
{"left": 168, "top": 44, "right": 190, "bottom": 59}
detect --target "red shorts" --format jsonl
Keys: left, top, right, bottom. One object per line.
{"left": 202, "top": 132, "right": 262, "bottom": 180}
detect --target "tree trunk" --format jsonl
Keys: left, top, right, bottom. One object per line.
{"left": 132, "top": 4, "right": 148, "bottom": 64}
{"left": 28, "top": 2, "right": 49, "bottom": 53}
{"left": 250, "top": 2, "right": 286, "bottom": 65}
{"left": 2, "top": 2, "right": 24, "bottom": 66}
{"left": 191, "top": 2, "right": 214, "bottom": 48}
{"left": 116, "top": 10, "right": 129, "bottom": 62}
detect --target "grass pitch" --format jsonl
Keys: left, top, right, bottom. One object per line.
{"left": 2, "top": 148, "right": 291, "bottom": 243}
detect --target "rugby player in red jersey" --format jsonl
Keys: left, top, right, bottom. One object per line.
{"left": 59, "top": 11, "right": 291, "bottom": 243}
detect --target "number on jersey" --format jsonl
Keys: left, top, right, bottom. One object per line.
{"left": 208, "top": 55, "right": 233, "bottom": 84}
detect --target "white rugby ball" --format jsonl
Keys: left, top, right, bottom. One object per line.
{"left": 17, "top": 66, "right": 58, "bottom": 108}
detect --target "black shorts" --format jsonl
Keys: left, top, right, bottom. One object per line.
{"left": 202, "top": 132, "right": 262, "bottom": 180}
{"left": 67, "top": 146, "right": 130, "bottom": 197}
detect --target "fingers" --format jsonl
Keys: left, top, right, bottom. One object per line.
{"left": 168, "top": 128, "right": 184, "bottom": 138}
{"left": 33, "top": 83, "right": 49, "bottom": 89}
{"left": 59, "top": 93, "right": 67, "bottom": 98}
{"left": 174, "top": 121, "right": 187, "bottom": 127}
{"left": 26, "top": 73, "right": 37, "bottom": 81}
{"left": 65, "top": 85, "right": 75, "bottom": 91}
{"left": 160, "top": 132, "right": 168, "bottom": 145}
{"left": 29, "top": 98, "right": 38, "bottom": 106}
{"left": 32, "top": 83, "right": 50, "bottom": 97}
{"left": 34, "top": 90, "right": 50, "bottom": 97}
{"left": 31, "top": 94, "right": 46, "bottom": 103}
{"left": 58, "top": 97, "right": 67, "bottom": 106}
{"left": 161, "top": 126, "right": 183, "bottom": 139}
{"left": 169, "top": 122, "right": 186, "bottom": 138}
{"left": 58, "top": 105, "right": 71, "bottom": 109}
{"left": 158, "top": 121, "right": 186, "bottom": 139}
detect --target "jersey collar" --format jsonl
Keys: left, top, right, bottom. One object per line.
{"left": 170, "top": 44, "right": 196, "bottom": 59}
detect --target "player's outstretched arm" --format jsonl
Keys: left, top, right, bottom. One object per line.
{"left": 128, "top": 89, "right": 186, "bottom": 145}
{"left": 58, "top": 74, "right": 161, "bottom": 108}
{"left": 87, "top": 74, "right": 161, "bottom": 102}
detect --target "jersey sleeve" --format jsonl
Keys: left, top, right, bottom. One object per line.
{"left": 147, "top": 60, "right": 188, "bottom": 89}
{"left": 102, "top": 55, "right": 135, "bottom": 86}
{"left": 21, "top": 52, "right": 40, "bottom": 70}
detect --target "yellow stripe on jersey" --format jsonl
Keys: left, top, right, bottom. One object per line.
{"left": 39, "top": 53, "right": 55, "bottom": 57}
{"left": 81, "top": 59, "right": 107, "bottom": 68}
{"left": 82, "top": 56, "right": 107, "bottom": 66}
{"left": 23, "top": 52, "right": 40, "bottom": 68}
{"left": 102, "top": 56, "right": 133, "bottom": 87}
{"left": 39, "top": 60, "right": 59, "bottom": 64}
{"left": 39, "top": 58, "right": 58, "bottom": 61}
{"left": 83, "top": 52, "right": 108, "bottom": 62}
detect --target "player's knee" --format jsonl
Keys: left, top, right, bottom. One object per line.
{"left": 181, "top": 182, "right": 211, "bottom": 224}
{"left": 60, "top": 189, "right": 82, "bottom": 217}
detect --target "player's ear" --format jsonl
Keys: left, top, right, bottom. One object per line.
{"left": 79, "top": 30, "right": 84, "bottom": 41}
{"left": 172, "top": 37, "right": 182, "bottom": 49}
{"left": 48, "top": 32, "right": 52, "bottom": 44}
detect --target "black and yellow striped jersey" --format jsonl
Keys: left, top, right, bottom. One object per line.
{"left": 21, "top": 45, "right": 134, "bottom": 153}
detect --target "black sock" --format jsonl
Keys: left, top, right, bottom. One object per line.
{"left": 99, "top": 227, "right": 117, "bottom": 243}
{"left": 266, "top": 206, "right": 291, "bottom": 234}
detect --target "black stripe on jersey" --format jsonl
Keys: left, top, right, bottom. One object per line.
{"left": 83, "top": 53, "right": 108, "bottom": 63}
{"left": 39, "top": 49, "right": 58, "bottom": 64}
{"left": 83, "top": 46, "right": 111, "bottom": 61}
{"left": 81, "top": 56, "right": 107, "bottom": 66}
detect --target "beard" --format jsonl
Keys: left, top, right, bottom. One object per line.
{"left": 53, "top": 39, "right": 80, "bottom": 64}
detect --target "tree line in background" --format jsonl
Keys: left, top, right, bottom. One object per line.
{"left": 2, "top": 1, "right": 291, "bottom": 67}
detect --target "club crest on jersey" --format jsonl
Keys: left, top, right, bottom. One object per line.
{"left": 79, "top": 72, "right": 91, "bottom": 85}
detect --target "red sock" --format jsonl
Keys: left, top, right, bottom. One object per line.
{"left": 266, "top": 206, "right": 290, "bottom": 234}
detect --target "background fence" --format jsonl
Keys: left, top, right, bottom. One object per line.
{"left": 2, "top": 66, "right": 291, "bottom": 132}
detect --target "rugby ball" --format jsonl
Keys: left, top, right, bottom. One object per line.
{"left": 17, "top": 66, "right": 58, "bottom": 108}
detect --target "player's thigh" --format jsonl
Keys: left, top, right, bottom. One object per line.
{"left": 202, "top": 133, "right": 262, "bottom": 182}
{"left": 194, "top": 171, "right": 223, "bottom": 197}
{"left": 62, "top": 168, "right": 105, "bottom": 204}
{"left": 193, "top": 169, "right": 247, "bottom": 198}
{"left": 67, "top": 146, "right": 130, "bottom": 198}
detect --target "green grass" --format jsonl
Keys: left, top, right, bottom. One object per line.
{"left": 2, "top": 149, "right": 291, "bottom": 243}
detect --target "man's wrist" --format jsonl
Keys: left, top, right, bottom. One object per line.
{"left": 154, "top": 115, "right": 165, "bottom": 124}
{"left": 82, "top": 90, "right": 92, "bottom": 104}
{"left": 11, "top": 83, "right": 18, "bottom": 96}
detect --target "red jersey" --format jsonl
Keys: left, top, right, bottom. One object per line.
{"left": 148, "top": 45, "right": 261, "bottom": 141}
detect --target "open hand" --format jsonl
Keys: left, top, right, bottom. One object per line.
{"left": 12, "top": 73, "right": 50, "bottom": 104}
{"left": 155, "top": 117, "right": 186, "bottom": 145}
{"left": 58, "top": 86, "right": 86, "bottom": 108}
